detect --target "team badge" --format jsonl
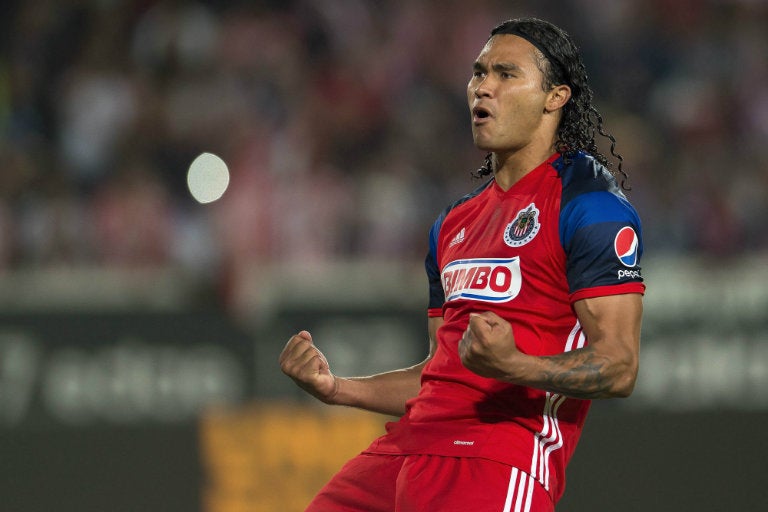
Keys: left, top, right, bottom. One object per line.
{"left": 504, "top": 203, "right": 540, "bottom": 247}
{"left": 614, "top": 226, "right": 639, "bottom": 267}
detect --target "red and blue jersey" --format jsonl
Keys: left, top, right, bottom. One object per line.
{"left": 365, "top": 152, "right": 645, "bottom": 503}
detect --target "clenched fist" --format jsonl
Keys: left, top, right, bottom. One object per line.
{"left": 459, "top": 312, "right": 521, "bottom": 380}
{"left": 279, "top": 331, "right": 339, "bottom": 403}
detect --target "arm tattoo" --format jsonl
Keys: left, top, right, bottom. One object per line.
{"left": 540, "top": 347, "right": 615, "bottom": 399}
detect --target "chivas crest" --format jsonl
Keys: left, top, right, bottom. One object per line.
{"left": 504, "top": 203, "right": 540, "bottom": 247}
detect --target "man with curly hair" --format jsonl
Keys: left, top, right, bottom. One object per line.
{"left": 280, "top": 17, "right": 645, "bottom": 511}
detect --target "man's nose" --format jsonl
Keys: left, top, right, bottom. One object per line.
{"left": 474, "top": 76, "right": 494, "bottom": 97}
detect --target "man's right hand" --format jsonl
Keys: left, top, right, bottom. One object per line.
{"left": 278, "top": 331, "right": 339, "bottom": 403}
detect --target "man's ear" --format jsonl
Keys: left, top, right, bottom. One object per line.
{"left": 545, "top": 84, "right": 571, "bottom": 113}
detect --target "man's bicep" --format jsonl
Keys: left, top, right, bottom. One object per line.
{"left": 573, "top": 293, "right": 642, "bottom": 364}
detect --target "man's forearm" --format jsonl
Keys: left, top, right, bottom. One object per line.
{"left": 507, "top": 345, "right": 637, "bottom": 399}
{"left": 330, "top": 362, "right": 426, "bottom": 417}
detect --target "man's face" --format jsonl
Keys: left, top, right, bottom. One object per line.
{"left": 467, "top": 34, "right": 551, "bottom": 154}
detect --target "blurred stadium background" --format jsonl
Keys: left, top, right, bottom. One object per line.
{"left": 0, "top": 0, "right": 766, "bottom": 510}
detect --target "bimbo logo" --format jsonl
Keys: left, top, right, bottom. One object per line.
{"left": 442, "top": 258, "right": 522, "bottom": 303}
{"left": 614, "top": 226, "right": 639, "bottom": 267}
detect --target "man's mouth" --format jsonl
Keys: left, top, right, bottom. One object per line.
{"left": 472, "top": 106, "right": 492, "bottom": 123}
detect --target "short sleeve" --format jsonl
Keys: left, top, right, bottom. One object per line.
{"left": 425, "top": 215, "right": 446, "bottom": 316}
{"left": 560, "top": 190, "right": 645, "bottom": 302}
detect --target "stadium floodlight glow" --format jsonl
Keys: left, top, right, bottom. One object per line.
{"left": 187, "top": 152, "right": 230, "bottom": 204}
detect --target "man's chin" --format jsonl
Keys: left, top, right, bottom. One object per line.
{"left": 472, "top": 136, "right": 494, "bottom": 152}
{"left": 474, "top": 141, "right": 498, "bottom": 153}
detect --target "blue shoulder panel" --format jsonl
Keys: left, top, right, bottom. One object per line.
{"left": 555, "top": 153, "right": 644, "bottom": 293}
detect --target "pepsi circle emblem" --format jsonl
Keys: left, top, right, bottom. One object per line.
{"left": 614, "top": 226, "right": 639, "bottom": 267}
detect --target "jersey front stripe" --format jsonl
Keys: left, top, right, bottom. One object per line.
{"left": 530, "top": 392, "right": 567, "bottom": 491}
{"left": 564, "top": 320, "right": 586, "bottom": 353}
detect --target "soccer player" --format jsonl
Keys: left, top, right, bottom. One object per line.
{"left": 279, "top": 17, "right": 644, "bottom": 511}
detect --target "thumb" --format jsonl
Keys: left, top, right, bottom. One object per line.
{"left": 475, "top": 311, "right": 502, "bottom": 325}
{"left": 298, "top": 330, "right": 313, "bottom": 342}
{"left": 468, "top": 312, "right": 491, "bottom": 332}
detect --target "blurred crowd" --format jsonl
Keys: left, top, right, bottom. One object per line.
{"left": 1, "top": 0, "right": 766, "bottom": 305}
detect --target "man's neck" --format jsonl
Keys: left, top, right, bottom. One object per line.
{"left": 492, "top": 145, "right": 557, "bottom": 191}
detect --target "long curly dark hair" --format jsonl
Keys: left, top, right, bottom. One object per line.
{"left": 473, "top": 17, "right": 628, "bottom": 188}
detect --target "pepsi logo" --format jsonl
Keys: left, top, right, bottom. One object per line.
{"left": 614, "top": 226, "right": 639, "bottom": 267}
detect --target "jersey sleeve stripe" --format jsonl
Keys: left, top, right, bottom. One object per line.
{"left": 569, "top": 283, "right": 646, "bottom": 303}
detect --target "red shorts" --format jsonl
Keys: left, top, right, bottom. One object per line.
{"left": 306, "top": 452, "right": 554, "bottom": 512}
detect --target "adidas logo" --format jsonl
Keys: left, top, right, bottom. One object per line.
{"left": 449, "top": 227, "right": 466, "bottom": 247}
